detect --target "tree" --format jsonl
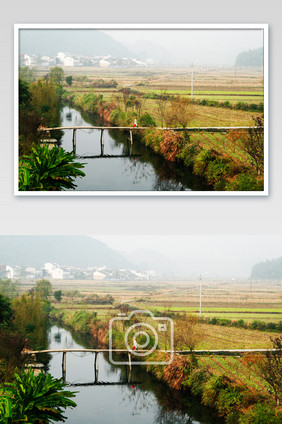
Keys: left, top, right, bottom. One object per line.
{"left": 54, "top": 290, "right": 62, "bottom": 302}
{"left": 0, "top": 295, "right": 13, "bottom": 325}
{"left": 174, "top": 315, "right": 203, "bottom": 352}
{"left": 0, "top": 369, "right": 76, "bottom": 423}
{"left": 49, "top": 66, "right": 64, "bottom": 85}
{"left": 19, "top": 66, "right": 37, "bottom": 84}
{"left": 0, "top": 280, "right": 19, "bottom": 299}
{"left": 256, "top": 336, "right": 282, "bottom": 406}
{"left": 19, "top": 79, "right": 31, "bottom": 107}
{"left": 156, "top": 91, "right": 170, "bottom": 127}
{"left": 35, "top": 279, "right": 52, "bottom": 300}
{"left": 228, "top": 115, "right": 264, "bottom": 175}
{"left": 244, "top": 115, "right": 264, "bottom": 175}
{"left": 65, "top": 76, "right": 73, "bottom": 86}
{"left": 166, "top": 96, "right": 196, "bottom": 128}
{"left": 121, "top": 87, "right": 131, "bottom": 109}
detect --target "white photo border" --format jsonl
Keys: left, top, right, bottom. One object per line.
{"left": 14, "top": 23, "right": 269, "bottom": 197}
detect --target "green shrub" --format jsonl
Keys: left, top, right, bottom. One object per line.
{"left": 183, "top": 368, "right": 211, "bottom": 396}
{"left": 216, "top": 385, "right": 244, "bottom": 417}
{"left": 138, "top": 112, "right": 156, "bottom": 127}
{"left": 0, "top": 369, "right": 76, "bottom": 423}
{"left": 225, "top": 173, "right": 264, "bottom": 191}
{"left": 19, "top": 145, "right": 85, "bottom": 191}
{"left": 250, "top": 320, "right": 266, "bottom": 331}
{"left": 238, "top": 403, "right": 282, "bottom": 424}
{"left": 202, "top": 375, "right": 232, "bottom": 407}
{"left": 79, "top": 93, "right": 100, "bottom": 112}
{"left": 69, "top": 311, "right": 97, "bottom": 333}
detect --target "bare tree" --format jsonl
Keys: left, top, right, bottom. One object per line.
{"left": 166, "top": 96, "right": 196, "bottom": 128}
{"left": 256, "top": 336, "right": 282, "bottom": 406}
{"left": 174, "top": 315, "right": 203, "bottom": 352}
{"left": 156, "top": 90, "right": 170, "bottom": 127}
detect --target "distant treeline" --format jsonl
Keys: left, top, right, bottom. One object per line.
{"left": 235, "top": 47, "right": 263, "bottom": 67}
{"left": 251, "top": 256, "right": 282, "bottom": 280}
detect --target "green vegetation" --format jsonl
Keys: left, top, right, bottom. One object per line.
{"left": 18, "top": 66, "right": 87, "bottom": 191}
{"left": 49, "top": 66, "right": 65, "bottom": 85}
{"left": 0, "top": 369, "right": 76, "bottom": 423}
{"left": 19, "top": 144, "right": 85, "bottom": 191}
{"left": 62, "top": 72, "right": 264, "bottom": 191}
{"left": 54, "top": 290, "right": 62, "bottom": 302}
{"left": 251, "top": 256, "right": 282, "bottom": 280}
{"left": 236, "top": 47, "right": 263, "bottom": 67}
{"left": 0, "top": 279, "right": 77, "bottom": 422}
{"left": 19, "top": 66, "right": 265, "bottom": 191}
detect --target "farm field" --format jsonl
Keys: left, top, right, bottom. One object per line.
{"left": 21, "top": 278, "right": 281, "bottom": 324}
{"left": 42, "top": 275, "right": 280, "bottom": 407}
{"left": 37, "top": 65, "right": 264, "bottom": 107}
{"left": 44, "top": 65, "right": 264, "bottom": 179}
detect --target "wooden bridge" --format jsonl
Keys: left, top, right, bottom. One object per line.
{"left": 25, "top": 348, "right": 274, "bottom": 383}
{"left": 41, "top": 125, "right": 262, "bottom": 156}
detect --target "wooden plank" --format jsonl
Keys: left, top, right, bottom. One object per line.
{"left": 41, "top": 126, "right": 262, "bottom": 132}
{"left": 25, "top": 348, "right": 277, "bottom": 355}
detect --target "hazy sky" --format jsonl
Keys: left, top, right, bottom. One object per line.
{"left": 104, "top": 28, "right": 264, "bottom": 65}
{"left": 104, "top": 29, "right": 263, "bottom": 50}
{"left": 93, "top": 235, "right": 282, "bottom": 278}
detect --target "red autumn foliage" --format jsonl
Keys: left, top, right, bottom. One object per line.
{"left": 159, "top": 132, "right": 185, "bottom": 162}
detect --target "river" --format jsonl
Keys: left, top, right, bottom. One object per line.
{"left": 59, "top": 106, "right": 211, "bottom": 191}
{"left": 46, "top": 325, "right": 223, "bottom": 424}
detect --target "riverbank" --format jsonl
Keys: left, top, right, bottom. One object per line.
{"left": 63, "top": 91, "right": 264, "bottom": 191}
{"left": 50, "top": 308, "right": 281, "bottom": 424}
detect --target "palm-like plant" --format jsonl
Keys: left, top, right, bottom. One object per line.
{"left": 0, "top": 369, "right": 76, "bottom": 423}
{"left": 19, "top": 144, "right": 85, "bottom": 191}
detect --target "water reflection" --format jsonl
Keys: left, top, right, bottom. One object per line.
{"left": 59, "top": 106, "right": 211, "bottom": 191}
{"left": 45, "top": 326, "right": 223, "bottom": 424}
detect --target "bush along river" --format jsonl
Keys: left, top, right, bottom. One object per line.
{"left": 45, "top": 325, "right": 223, "bottom": 424}
{"left": 58, "top": 106, "right": 211, "bottom": 192}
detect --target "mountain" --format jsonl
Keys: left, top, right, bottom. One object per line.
{"left": 128, "top": 40, "right": 171, "bottom": 64}
{"left": 0, "top": 236, "right": 133, "bottom": 269}
{"left": 251, "top": 256, "right": 282, "bottom": 280}
{"left": 123, "top": 248, "right": 178, "bottom": 277}
{"left": 19, "top": 29, "right": 134, "bottom": 58}
{"left": 235, "top": 47, "right": 263, "bottom": 67}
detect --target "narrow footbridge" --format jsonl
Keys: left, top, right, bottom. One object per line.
{"left": 41, "top": 125, "right": 262, "bottom": 156}
{"left": 24, "top": 348, "right": 275, "bottom": 384}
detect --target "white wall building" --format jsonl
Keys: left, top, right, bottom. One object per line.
{"left": 93, "top": 271, "right": 106, "bottom": 280}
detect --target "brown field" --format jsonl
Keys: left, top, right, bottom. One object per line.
{"left": 21, "top": 278, "right": 281, "bottom": 323}
{"left": 37, "top": 66, "right": 264, "bottom": 104}
{"left": 36, "top": 66, "right": 264, "bottom": 170}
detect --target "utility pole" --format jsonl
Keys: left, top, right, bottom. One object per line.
{"left": 199, "top": 274, "right": 202, "bottom": 315}
{"left": 191, "top": 63, "right": 194, "bottom": 98}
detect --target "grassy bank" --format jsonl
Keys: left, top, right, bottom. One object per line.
{"left": 63, "top": 89, "right": 263, "bottom": 191}
{"left": 50, "top": 307, "right": 281, "bottom": 423}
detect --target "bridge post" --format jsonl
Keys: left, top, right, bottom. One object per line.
{"left": 100, "top": 129, "right": 104, "bottom": 156}
{"left": 94, "top": 352, "right": 99, "bottom": 383}
{"left": 62, "top": 352, "right": 66, "bottom": 382}
{"left": 129, "top": 130, "right": 133, "bottom": 145}
{"left": 72, "top": 129, "right": 77, "bottom": 154}
{"left": 127, "top": 353, "right": 132, "bottom": 383}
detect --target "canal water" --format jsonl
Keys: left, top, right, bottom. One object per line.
{"left": 59, "top": 106, "right": 211, "bottom": 191}
{"left": 47, "top": 325, "right": 223, "bottom": 424}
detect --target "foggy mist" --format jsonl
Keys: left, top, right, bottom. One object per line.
{"left": 93, "top": 235, "right": 282, "bottom": 279}
{"left": 104, "top": 28, "right": 263, "bottom": 66}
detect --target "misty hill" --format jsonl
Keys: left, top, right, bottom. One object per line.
{"left": 235, "top": 47, "right": 263, "bottom": 67}
{"left": 127, "top": 40, "right": 170, "bottom": 64}
{"left": 251, "top": 256, "right": 282, "bottom": 280}
{"left": 124, "top": 248, "right": 177, "bottom": 276}
{"left": 0, "top": 236, "right": 133, "bottom": 269}
{"left": 19, "top": 29, "right": 134, "bottom": 58}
